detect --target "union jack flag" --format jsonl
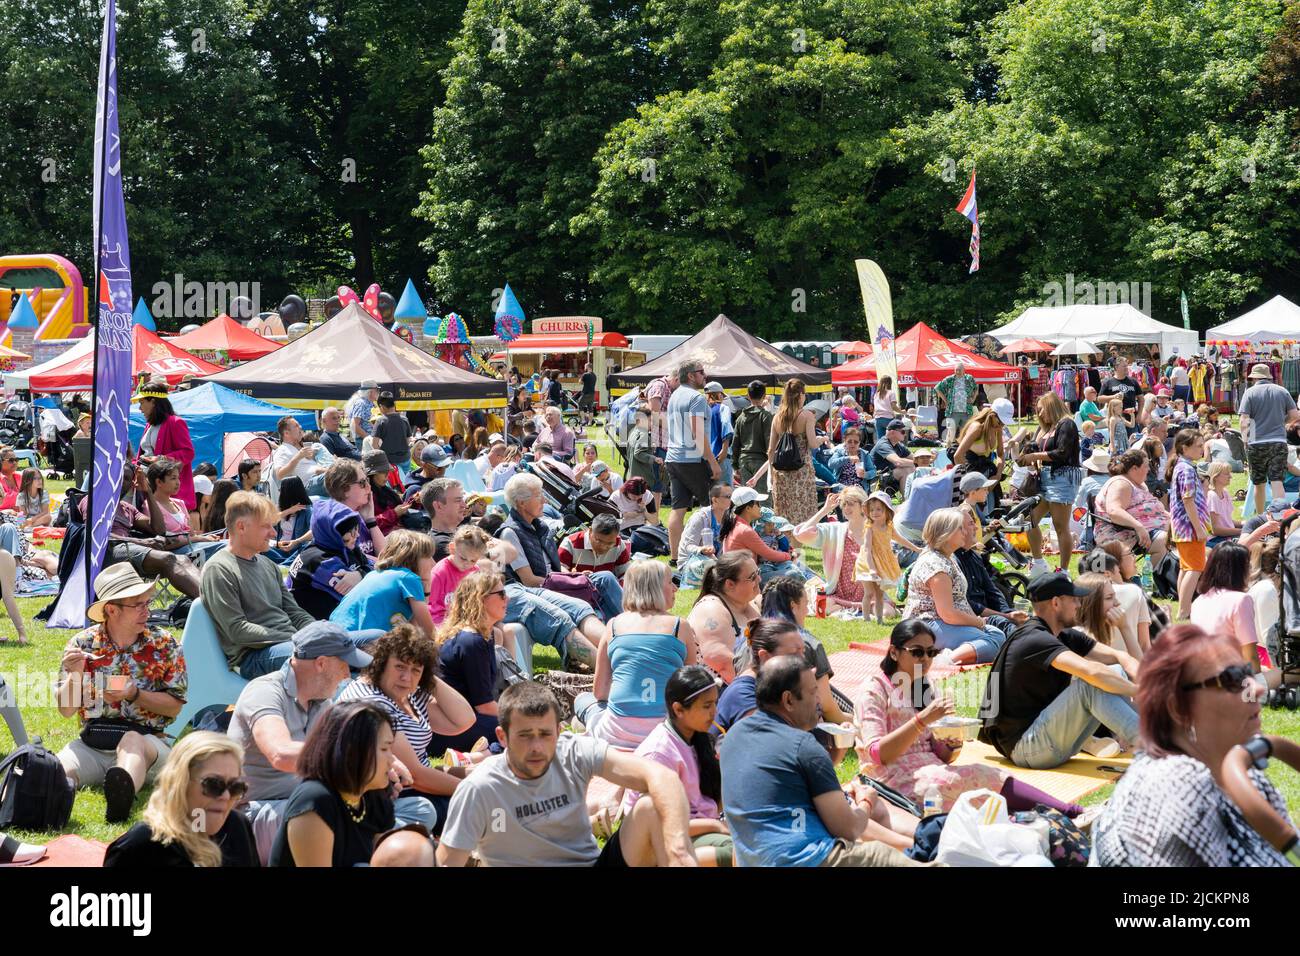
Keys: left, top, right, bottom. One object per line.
{"left": 955, "top": 168, "right": 979, "bottom": 273}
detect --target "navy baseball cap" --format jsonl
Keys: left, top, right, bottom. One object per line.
{"left": 1026, "top": 572, "right": 1094, "bottom": 603}
{"left": 292, "top": 621, "right": 372, "bottom": 668}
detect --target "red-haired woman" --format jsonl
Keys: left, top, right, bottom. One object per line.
{"left": 1093, "top": 623, "right": 1289, "bottom": 866}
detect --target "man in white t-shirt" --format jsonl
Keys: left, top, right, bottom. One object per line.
{"left": 436, "top": 682, "right": 695, "bottom": 868}
{"left": 269, "top": 416, "right": 326, "bottom": 505}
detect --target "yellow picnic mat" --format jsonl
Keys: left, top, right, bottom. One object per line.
{"left": 954, "top": 740, "right": 1130, "bottom": 803}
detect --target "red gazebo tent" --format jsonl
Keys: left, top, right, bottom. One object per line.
{"left": 164, "top": 313, "right": 282, "bottom": 361}
{"left": 28, "top": 325, "right": 225, "bottom": 392}
{"left": 831, "top": 322, "right": 1021, "bottom": 388}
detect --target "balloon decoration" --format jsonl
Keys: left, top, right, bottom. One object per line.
{"left": 377, "top": 291, "right": 396, "bottom": 326}
{"left": 362, "top": 283, "right": 383, "bottom": 321}
{"left": 394, "top": 278, "right": 426, "bottom": 323}
{"left": 278, "top": 294, "right": 306, "bottom": 326}
{"left": 436, "top": 312, "right": 469, "bottom": 344}
{"left": 323, "top": 294, "right": 344, "bottom": 319}
{"left": 494, "top": 282, "right": 524, "bottom": 342}
{"left": 229, "top": 295, "right": 255, "bottom": 321}
{"left": 392, "top": 325, "right": 414, "bottom": 344}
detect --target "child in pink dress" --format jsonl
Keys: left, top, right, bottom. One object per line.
{"left": 427, "top": 525, "right": 494, "bottom": 626}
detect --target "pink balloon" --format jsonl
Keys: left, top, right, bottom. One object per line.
{"left": 362, "top": 283, "right": 382, "bottom": 321}
{"left": 337, "top": 285, "right": 360, "bottom": 307}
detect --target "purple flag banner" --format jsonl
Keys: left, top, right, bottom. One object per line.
{"left": 51, "top": 0, "right": 133, "bottom": 627}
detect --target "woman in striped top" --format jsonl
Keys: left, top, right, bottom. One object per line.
{"left": 339, "top": 624, "right": 478, "bottom": 835}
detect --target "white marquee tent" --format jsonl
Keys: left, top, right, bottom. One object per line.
{"left": 987, "top": 304, "right": 1199, "bottom": 358}
{"left": 1206, "top": 296, "right": 1300, "bottom": 344}
{"left": 3, "top": 333, "right": 95, "bottom": 391}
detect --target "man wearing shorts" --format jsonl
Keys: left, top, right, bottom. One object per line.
{"left": 55, "top": 564, "right": 187, "bottom": 823}
{"left": 1239, "top": 363, "right": 1300, "bottom": 515}
{"left": 664, "top": 360, "right": 721, "bottom": 562}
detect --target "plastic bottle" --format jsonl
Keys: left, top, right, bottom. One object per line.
{"left": 1140, "top": 556, "right": 1154, "bottom": 591}
{"left": 923, "top": 784, "right": 943, "bottom": 818}
{"left": 701, "top": 525, "right": 713, "bottom": 551}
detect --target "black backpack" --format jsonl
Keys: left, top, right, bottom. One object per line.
{"left": 0, "top": 738, "right": 74, "bottom": 830}
{"left": 772, "top": 431, "right": 803, "bottom": 472}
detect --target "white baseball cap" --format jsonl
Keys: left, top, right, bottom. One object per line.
{"left": 991, "top": 397, "right": 1015, "bottom": 426}
{"left": 731, "top": 487, "right": 768, "bottom": 508}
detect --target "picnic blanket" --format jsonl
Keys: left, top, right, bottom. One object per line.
{"left": 28, "top": 834, "right": 108, "bottom": 867}
{"left": 954, "top": 740, "right": 1130, "bottom": 803}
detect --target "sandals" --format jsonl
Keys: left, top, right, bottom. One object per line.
{"left": 591, "top": 803, "right": 625, "bottom": 841}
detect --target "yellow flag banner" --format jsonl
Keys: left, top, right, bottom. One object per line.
{"left": 855, "top": 259, "right": 897, "bottom": 388}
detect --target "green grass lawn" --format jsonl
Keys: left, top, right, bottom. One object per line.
{"left": 6, "top": 424, "right": 1300, "bottom": 847}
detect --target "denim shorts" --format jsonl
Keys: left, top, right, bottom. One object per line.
{"left": 1039, "top": 466, "right": 1081, "bottom": 505}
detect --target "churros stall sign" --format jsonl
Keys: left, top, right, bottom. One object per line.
{"left": 533, "top": 317, "right": 603, "bottom": 335}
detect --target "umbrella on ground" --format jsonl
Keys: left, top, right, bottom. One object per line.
{"left": 999, "top": 337, "right": 1057, "bottom": 356}
{"left": 832, "top": 340, "right": 872, "bottom": 355}
{"left": 1051, "top": 337, "right": 1103, "bottom": 357}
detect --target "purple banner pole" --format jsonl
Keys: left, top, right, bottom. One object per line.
{"left": 51, "top": 0, "right": 133, "bottom": 627}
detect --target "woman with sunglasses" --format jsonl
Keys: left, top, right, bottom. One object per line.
{"left": 104, "top": 732, "right": 257, "bottom": 867}
{"left": 576, "top": 560, "right": 697, "bottom": 750}
{"left": 1094, "top": 623, "right": 1290, "bottom": 866}
{"left": 687, "top": 551, "right": 762, "bottom": 682}
{"left": 855, "top": 619, "right": 1085, "bottom": 817}
{"left": 0, "top": 447, "right": 24, "bottom": 511}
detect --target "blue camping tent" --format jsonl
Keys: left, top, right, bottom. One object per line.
{"left": 129, "top": 382, "right": 315, "bottom": 470}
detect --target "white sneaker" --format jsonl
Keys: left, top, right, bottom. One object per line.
{"left": 1029, "top": 557, "right": 1051, "bottom": 577}
{"left": 1081, "top": 736, "right": 1121, "bottom": 758}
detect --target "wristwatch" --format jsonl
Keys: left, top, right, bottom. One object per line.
{"left": 1242, "top": 734, "right": 1272, "bottom": 771}
{"left": 365, "top": 519, "right": 378, "bottom": 529}
{"left": 127, "top": 685, "right": 141, "bottom": 704}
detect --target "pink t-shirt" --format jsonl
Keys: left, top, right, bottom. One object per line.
{"left": 1206, "top": 489, "right": 1235, "bottom": 531}
{"left": 1189, "top": 589, "right": 1258, "bottom": 648}
{"left": 427, "top": 556, "right": 475, "bottom": 626}
{"left": 621, "top": 719, "right": 718, "bottom": 821}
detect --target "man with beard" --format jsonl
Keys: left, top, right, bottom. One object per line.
{"left": 978, "top": 573, "right": 1140, "bottom": 770}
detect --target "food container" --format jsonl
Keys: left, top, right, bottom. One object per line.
{"left": 816, "top": 722, "right": 858, "bottom": 748}
{"left": 929, "top": 716, "right": 981, "bottom": 743}
{"left": 106, "top": 675, "right": 130, "bottom": 693}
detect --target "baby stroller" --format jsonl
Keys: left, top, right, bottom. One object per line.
{"left": 1267, "top": 514, "right": 1300, "bottom": 707}
{"left": 527, "top": 459, "right": 620, "bottom": 531}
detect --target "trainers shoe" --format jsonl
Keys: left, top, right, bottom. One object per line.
{"left": 1073, "top": 805, "right": 1105, "bottom": 833}
{"left": 443, "top": 748, "right": 473, "bottom": 769}
{"left": 104, "top": 766, "right": 136, "bottom": 824}
{"left": 1029, "top": 557, "right": 1051, "bottom": 577}
{"left": 1081, "top": 736, "right": 1121, "bottom": 758}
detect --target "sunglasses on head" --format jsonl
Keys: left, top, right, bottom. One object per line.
{"left": 1182, "top": 663, "right": 1256, "bottom": 693}
{"left": 198, "top": 775, "right": 248, "bottom": 800}
{"left": 902, "top": 645, "right": 941, "bottom": 659}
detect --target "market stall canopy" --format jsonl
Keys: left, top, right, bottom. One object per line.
{"left": 27, "top": 325, "right": 224, "bottom": 393}
{"left": 489, "top": 332, "right": 630, "bottom": 357}
{"left": 610, "top": 314, "right": 831, "bottom": 392}
{"left": 202, "top": 302, "right": 506, "bottom": 410}
{"left": 164, "top": 313, "right": 283, "bottom": 361}
{"left": 4, "top": 333, "right": 96, "bottom": 391}
{"left": 1206, "top": 296, "right": 1300, "bottom": 345}
{"left": 128, "top": 382, "right": 315, "bottom": 471}
{"left": 987, "top": 304, "right": 1199, "bottom": 358}
{"left": 831, "top": 322, "right": 1022, "bottom": 387}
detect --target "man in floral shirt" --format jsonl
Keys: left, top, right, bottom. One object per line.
{"left": 935, "top": 358, "right": 978, "bottom": 442}
{"left": 55, "top": 564, "right": 187, "bottom": 823}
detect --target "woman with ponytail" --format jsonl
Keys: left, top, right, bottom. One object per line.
{"left": 855, "top": 620, "right": 1085, "bottom": 818}
{"left": 622, "top": 665, "right": 733, "bottom": 866}
{"left": 711, "top": 618, "right": 804, "bottom": 738}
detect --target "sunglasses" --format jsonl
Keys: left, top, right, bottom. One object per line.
{"left": 198, "top": 775, "right": 248, "bottom": 800}
{"left": 671, "top": 575, "right": 682, "bottom": 588}
{"left": 1182, "top": 663, "right": 1256, "bottom": 693}
{"left": 486, "top": 589, "right": 507, "bottom": 598}
{"left": 902, "top": 646, "right": 941, "bottom": 659}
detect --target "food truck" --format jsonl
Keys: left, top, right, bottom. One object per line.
{"left": 489, "top": 317, "right": 645, "bottom": 410}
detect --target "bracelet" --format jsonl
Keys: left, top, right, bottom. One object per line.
{"left": 127, "top": 685, "right": 140, "bottom": 703}
{"left": 913, "top": 715, "right": 926, "bottom": 734}
{"left": 365, "top": 519, "right": 378, "bottom": 529}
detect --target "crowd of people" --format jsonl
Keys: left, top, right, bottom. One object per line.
{"left": 1, "top": 351, "right": 1297, "bottom": 870}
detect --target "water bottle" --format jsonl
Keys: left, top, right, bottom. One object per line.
{"left": 1140, "top": 556, "right": 1154, "bottom": 591}
{"left": 923, "top": 784, "right": 942, "bottom": 818}
{"left": 701, "top": 525, "right": 713, "bottom": 551}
